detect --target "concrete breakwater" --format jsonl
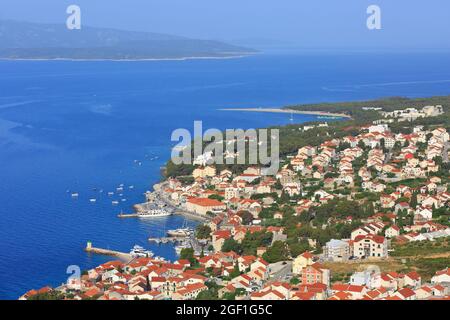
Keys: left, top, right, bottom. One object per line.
{"left": 84, "top": 242, "right": 133, "bottom": 262}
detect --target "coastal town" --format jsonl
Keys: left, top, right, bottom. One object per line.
{"left": 21, "top": 104, "right": 450, "bottom": 300}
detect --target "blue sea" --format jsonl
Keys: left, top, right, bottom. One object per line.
{"left": 1, "top": 52, "right": 450, "bottom": 299}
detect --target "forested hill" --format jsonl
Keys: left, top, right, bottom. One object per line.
{"left": 285, "top": 96, "right": 450, "bottom": 123}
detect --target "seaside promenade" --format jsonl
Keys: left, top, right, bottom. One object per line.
{"left": 148, "top": 183, "right": 212, "bottom": 222}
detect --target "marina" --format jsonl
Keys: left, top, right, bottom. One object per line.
{"left": 148, "top": 237, "right": 181, "bottom": 244}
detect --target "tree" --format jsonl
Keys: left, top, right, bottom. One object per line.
{"left": 208, "top": 194, "right": 224, "bottom": 201}
{"left": 196, "top": 290, "right": 218, "bottom": 300}
{"left": 262, "top": 241, "right": 289, "bottom": 263}
{"left": 179, "top": 247, "right": 197, "bottom": 265}
{"left": 229, "top": 261, "right": 241, "bottom": 278}
{"left": 241, "top": 231, "right": 273, "bottom": 255}
{"left": 196, "top": 224, "right": 212, "bottom": 239}
{"left": 239, "top": 210, "right": 254, "bottom": 225}
{"left": 196, "top": 281, "right": 220, "bottom": 300}
{"left": 222, "top": 292, "right": 236, "bottom": 300}
{"left": 221, "top": 238, "right": 242, "bottom": 254}
{"left": 410, "top": 192, "right": 418, "bottom": 208}
{"left": 288, "top": 239, "right": 311, "bottom": 257}
{"left": 27, "top": 291, "right": 64, "bottom": 300}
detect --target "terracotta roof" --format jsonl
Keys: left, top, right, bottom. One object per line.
{"left": 187, "top": 197, "right": 225, "bottom": 207}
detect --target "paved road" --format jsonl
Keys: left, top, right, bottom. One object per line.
{"left": 443, "top": 142, "right": 449, "bottom": 163}
{"left": 268, "top": 261, "right": 292, "bottom": 281}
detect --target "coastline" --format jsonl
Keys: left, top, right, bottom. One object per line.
{"left": 218, "top": 107, "right": 353, "bottom": 119}
{"left": 0, "top": 53, "right": 256, "bottom": 62}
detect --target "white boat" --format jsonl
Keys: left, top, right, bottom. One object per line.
{"left": 112, "top": 201, "right": 119, "bottom": 205}
{"left": 129, "top": 185, "right": 134, "bottom": 189}
{"left": 130, "top": 245, "right": 153, "bottom": 258}
{"left": 121, "top": 199, "right": 127, "bottom": 202}
{"left": 108, "top": 192, "right": 114, "bottom": 196}
{"left": 137, "top": 208, "right": 172, "bottom": 218}
{"left": 71, "top": 193, "right": 79, "bottom": 197}
{"left": 89, "top": 198, "right": 96, "bottom": 203}
{"left": 167, "top": 219, "right": 192, "bottom": 237}
{"left": 167, "top": 228, "right": 193, "bottom": 238}
{"left": 116, "top": 187, "right": 124, "bottom": 192}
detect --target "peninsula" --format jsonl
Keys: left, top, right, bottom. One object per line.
{"left": 219, "top": 107, "right": 352, "bottom": 119}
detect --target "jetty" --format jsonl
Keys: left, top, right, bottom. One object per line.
{"left": 148, "top": 237, "right": 182, "bottom": 244}
{"left": 84, "top": 242, "right": 133, "bottom": 262}
{"left": 117, "top": 213, "right": 139, "bottom": 218}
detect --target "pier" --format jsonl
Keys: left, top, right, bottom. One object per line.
{"left": 84, "top": 242, "right": 133, "bottom": 262}
{"left": 117, "top": 213, "right": 139, "bottom": 218}
{"left": 148, "top": 237, "right": 182, "bottom": 244}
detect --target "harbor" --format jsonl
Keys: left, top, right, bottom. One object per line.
{"left": 146, "top": 184, "right": 212, "bottom": 222}
{"left": 84, "top": 242, "right": 169, "bottom": 262}
{"left": 117, "top": 185, "right": 211, "bottom": 222}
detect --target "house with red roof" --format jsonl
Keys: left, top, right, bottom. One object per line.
{"left": 172, "top": 283, "right": 208, "bottom": 300}
{"left": 292, "top": 251, "right": 315, "bottom": 274}
{"left": 353, "top": 234, "right": 388, "bottom": 259}
{"left": 404, "top": 272, "right": 421, "bottom": 288}
{"left": 250, "top": 288, "right": 287, "bottom": 300}
{"left": 331, "top": 284, "right": 368, "bottom": 300}
{"left": 299, "top": 262, "right": 330, "bottom": 287}
{"left": 212, "top": 230, "right": 232, "bottom": 252}
{"left": 431, "top": 268, "right": 450, "bottom": 285}
{"left": 394, "top": 287, "right": 416, "bottom": 300}
{"left": 186, "top": 197, "right": 226, "bottom": 215}
{"left": 385, "top": 225, "right": 401, "bottom": 238}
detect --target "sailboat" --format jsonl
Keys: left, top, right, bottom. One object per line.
{"left": 167, "top": 218, "right": 193, "bottom": 237}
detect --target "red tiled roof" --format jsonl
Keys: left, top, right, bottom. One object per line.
{"left": 187, "top": 197, "right": 225, "bottom": 207}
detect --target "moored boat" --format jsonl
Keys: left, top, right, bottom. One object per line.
{"left": 129, "top": 245, "right": 153, "bottom": 258}
{"left": 137, "top": 208, "right": 171, "bottom": 218}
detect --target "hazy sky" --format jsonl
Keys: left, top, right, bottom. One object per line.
{"left": 1, "top": 0, "right": 449, "bottom": 50}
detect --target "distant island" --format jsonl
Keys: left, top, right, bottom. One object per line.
{"left": 0, "top": 20, "right": 256, "bottom": 60}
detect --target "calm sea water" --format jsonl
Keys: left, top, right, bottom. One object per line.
{"left": 1, "top": 53, "right": 450, "bottom": 299}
